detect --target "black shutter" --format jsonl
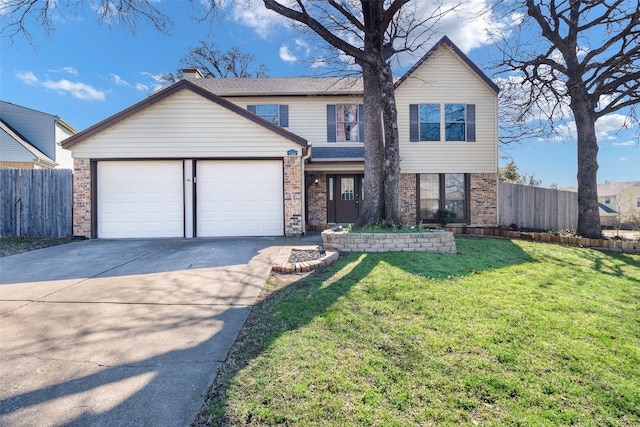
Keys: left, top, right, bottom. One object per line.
{"left": 358, "top": 104, "right": 365, "bottom": 142}
{"left": 247, "top": 105, "right": 257, "bottom": 114}
{"left": 466, "top": 104, "right": 476, "bottom": 142}
{"left": 279, "top": 105, "right": 289, "bottom": 127}
{"left": 327, "top": 105, "right": 336, "bottom": 142}
{"left": 409, "top": 104, "right": 419, "bottom": 142}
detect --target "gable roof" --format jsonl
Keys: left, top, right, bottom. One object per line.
{"left": 395, "top": 36, "right": 500, "bottom": 94}
{"left": 0, "top": 118, "right": 57, "bottom": 167}
{"left": 189, "top": 76, "right": 363, "bottom": 97}
{"left": 62, "top": 80, "right": 309, "bottom": 150}
{"left": 597, "top": 181, "right": 640, "bottom": 196}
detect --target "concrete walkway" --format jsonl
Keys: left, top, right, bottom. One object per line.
{"left": 0, "top": 236, "right": 318, "bottom": 427}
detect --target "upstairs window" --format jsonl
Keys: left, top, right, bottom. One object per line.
{"left": 637, "top": 197, "right": 640, "bottom": 208}
{"left": 604, "top": 197, "right": 611, "bottom": 204}
{"left": 327, "top": 104, "right": 364, "bottom": 142}
{"left": 410, "top": 104, "right": 475, "bottom": 142}
{"left": 247, "top": 104, "right": 289, "bottom": 127}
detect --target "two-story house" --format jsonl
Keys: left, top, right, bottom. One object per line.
{"left": 62, "top": 36, "right": 499, "bottom": 239}
{"left": 0, "top": 101, "right": 77, "bottom": 169}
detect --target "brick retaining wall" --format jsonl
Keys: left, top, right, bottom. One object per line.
{"left": 322, "top": 229, "right": 456, "bottom": 253}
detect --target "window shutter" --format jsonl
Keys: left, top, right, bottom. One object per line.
{"left": 466, "top": 104, "right": 476, "bottom": 142}
{"left": 279, "top": 105, "right": 289, "bottom": 127}
{"left": 409, "top": 104, "right": 419, "bottom": 142}
{"left": 358, "top": 104, "right": 365, "bottom": 142}
{"left": 327, "top": 104, "right": 336, "bottom": 142}
{"left": 247, "top": 105, "right": 257, "bottom": 114}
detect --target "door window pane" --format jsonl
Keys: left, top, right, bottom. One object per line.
{"left": 328, "top": 177, "right": 334, "bottom": 201}
{"left": 341, "top": 178, "right": 355, "bottom": 200}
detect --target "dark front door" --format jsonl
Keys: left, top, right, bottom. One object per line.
{"left": 331, "top": 174, "right": 363, "bottom": 223}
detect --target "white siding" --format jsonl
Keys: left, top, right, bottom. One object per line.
{"left": 395, "top": 46, "right": 498, "bottom": 173}
{"left": 221, "top": 95, "right": 364, "bottom": 149}
{"left": 54, "top": 122, "right": 74, "bottom": 168}
{"left": 71, "top": 90, "right": 305, "bottom": 159}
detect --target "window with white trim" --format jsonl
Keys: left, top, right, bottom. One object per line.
{"left": 410, "top": 104, "right": 476, "bottom": 142}
{"left": 247, "top": 104, "right": 289, "bottom": 127}
{"left": 418, "top": 173, "right": 468, "bottom": 221}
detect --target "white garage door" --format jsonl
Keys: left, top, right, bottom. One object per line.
{"left": 98, "top": 161, "right": 184, "bottom": 238}
{"left": 196, "top": 160, "right": 283, "bottom": 237}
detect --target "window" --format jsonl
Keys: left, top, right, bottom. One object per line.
{"left": 604, "top": 197, "right": 611, "bottom": 204}
{"left": 445, "top": 104, "right": 466, "bottom": 141}
{"left": 419, "top": 104, "right": 440, "bottom": 141}
{"left": 637, "top": 197, "right": 640, "bottom": 208}
{"left": 410, "top": 104, "right": 475, "bottom": 142}
{"left": 418, "top": 173, "right": 468, "bottom": 221}
{"left": 327, "top": 104, "right": 364, "bottom": 142}
{"left": 247, "top": 104, "right": 289, "bottom": 127}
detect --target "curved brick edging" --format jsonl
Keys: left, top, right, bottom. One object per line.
{"left": 272, "top": 248, "right": 340, "bottom": 273}
{"left": 322, "top": 229, "right": 457, "bottom": 253}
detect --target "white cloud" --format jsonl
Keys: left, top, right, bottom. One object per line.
{"left": 111, "top": 74, "right": 131, "bottom": 87}
{"left": 229, "top": 0, "right": 288, "bottom": 38}
{"left": 136, "top": 83, "right": 149, "bottom": 91}
{"left": 16, "top": 71, "right": 39, "bottom": 85}
{"left": 49, "top": 67, "right": 78, "bottom": 75}
{"left": 595, "top": 114, "right": 632, "bottom": 139}
{"left": 310, "top": 57, "right": 327, "bottom": 69}
{"left": 42, "top": 79, "right": 106, "bottom": 100}
{"left": 619, "top": 157, "right": 629, "bottom": 161}
{"left": 139, "top": 72, "right": 165, "bottom": 91}
{"left": 279, "top": 45, "right": 297, "bottom": 63}
{"left": 613, "top": 140, "right": 636, "bottom": 147}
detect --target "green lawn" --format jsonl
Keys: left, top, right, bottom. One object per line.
{"left": 199, "top": 238, "right": 640, "bottom": 426}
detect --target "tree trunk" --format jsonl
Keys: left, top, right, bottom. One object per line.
{"left": 572, "top": 98, "right": 602, "bottom": 238}
{"left": 380, "top": 62, "right": 402, "bottom": 226}
{"left": 354, "top": 61, "right": 385, "bottom": 227}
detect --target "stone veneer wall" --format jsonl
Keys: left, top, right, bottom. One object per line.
{"left": 307, "top": 174, "right": 327, "bottom": 229}
{"left": 400, "top": 173, "right": 417, "bottom": 225}
{"left": 284, "top": 155, "right": 304, "bottom": 236}
{"left": 73, "top": 158, "right": 92, "bottom": 238}
{"left": 470, "top": 173, "right": 498, "bottom": 225}
{"left": 322, "top": 229, "right": 456, "bottom": 253}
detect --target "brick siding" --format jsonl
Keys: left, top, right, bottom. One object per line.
{"left": 306, "top": 174, "right": 327, "bottom": 229}
{"left": 400, "top": 173, "right": 417, "bottom": 225}
{"left": 284, "top": 155, "right": 304, "bottom": 236}
{"left": 73, "top": 158, "right": 92, "bottom": 238}
{"left": 470, "top": 173, "right": 498, "bottom": 225}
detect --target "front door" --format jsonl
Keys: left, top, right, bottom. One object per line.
{"left": 328, "top": 174, "right": 363, "bottom": 223}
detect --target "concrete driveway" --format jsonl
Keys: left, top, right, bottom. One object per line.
{"left": 0, "top": 238, "right": 289, "bottom": 427}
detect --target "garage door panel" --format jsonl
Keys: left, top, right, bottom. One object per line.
{"left": 196, "top": 160, "right": 284, "bottom": 237}
{"left": 98, "top": 161, "right": 184, "bottom": 238}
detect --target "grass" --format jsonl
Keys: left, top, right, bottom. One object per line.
{"left": 198, "top": 238, "right": 640, "bottom": 426}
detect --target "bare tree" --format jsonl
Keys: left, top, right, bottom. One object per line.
{"left": 493, "top": 0, "right": 640, "bottom": 238}
{"left": 160, "top": 41, "right": 269, "bottom": 83}
{"left": 0, "top": 0, "right": 173, "bottom": 45}
{"left": 260, "top": 0, "right": 452, "bottom": 227}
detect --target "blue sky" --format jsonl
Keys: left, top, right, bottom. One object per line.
{"left": 1, "top": 1, "right": 638, "bottom": 188}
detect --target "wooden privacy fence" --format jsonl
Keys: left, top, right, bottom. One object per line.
{"left": 0, "top": 169, "right": 73, "bottom": 237}
{"left": 498, "top": 181, "right": 578, "bottom": 231}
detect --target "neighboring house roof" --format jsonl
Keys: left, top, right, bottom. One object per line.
{"left": 599, "top": 203, "right": 618, "bottom": 214}
{"left": 395, "top": 35, "right": 500, "bottom": 94}
{"left": 188, "top": 76, "right": 363, "bottom": 97}
{"left": 0, "top": 118, "right": 57, "bottom": 167}
{"left": 597, "top": 181, "right": 640, "bottom": 196}
{"left": 62, "top": 80, "right": 309, "bottom": 150}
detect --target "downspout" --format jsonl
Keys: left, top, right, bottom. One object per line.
{"left": 301, "top": 144, "right": 312, "bottom": 235}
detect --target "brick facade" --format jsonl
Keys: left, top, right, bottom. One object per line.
{"left": 284, "top": 155, "right": 304, "bottom": 236}
{"left": 73, "top": 158, "right": 92, "bottom": 238}
{"left": 470, "top": 172, "right": 498, "bottom": 225}
{"left": 400, "top": 173, "right": 417, "bottom": 225}
{"left": 306, "top": 174, "right": 327, "bottom": 229}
